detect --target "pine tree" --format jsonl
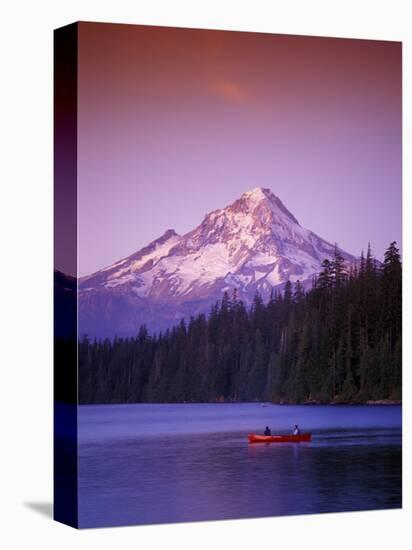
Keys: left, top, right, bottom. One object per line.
{"left": 293, "top": 280, "right": 305, "bottom": 304}
{"left": 284, "top": 280, "right": 292, "bottom": 305}
{"left": 317, "top": 259, "right": 333, "bottom": 291}
{"left": 383, "top": 241, "right": 401, "bottom": 277}
{"left": 331, "top": 244, "right": 346, "bottom": 288}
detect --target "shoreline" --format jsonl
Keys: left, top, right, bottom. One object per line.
{"left": 274, "top": 399, "right": 402, "bottom": 406}
{"left": 75, "top": 399, "right": 402, "bottom": 406}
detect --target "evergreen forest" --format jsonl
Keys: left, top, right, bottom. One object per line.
{"left": 78, "top": 242, "right": 402, "bottom": 405}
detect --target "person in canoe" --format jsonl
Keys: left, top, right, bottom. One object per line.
{"left": 293, "top": 424, "right": 300, "bottom": 435}
{"left": 264, "top": 426, "right": 271, "bottom": 436}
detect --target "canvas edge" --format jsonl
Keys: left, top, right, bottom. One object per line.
{"left": 53, "top": 21, "right": 79, "bottom": 529}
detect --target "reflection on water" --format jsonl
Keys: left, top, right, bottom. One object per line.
{"left": 77, "top": 404, "right": 401, "bottom": 528}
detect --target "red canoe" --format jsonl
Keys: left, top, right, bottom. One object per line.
{"left": 248, "top": 433, "right": 312, "bottom": 443}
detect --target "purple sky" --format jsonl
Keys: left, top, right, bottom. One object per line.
{"left": 77, "top": 23, "right": 401, "bottom": 277}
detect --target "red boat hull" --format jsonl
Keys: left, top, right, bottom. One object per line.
{"left": 248, "top": 433, "right": 311, "bottom": 443}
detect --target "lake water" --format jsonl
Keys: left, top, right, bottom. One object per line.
{"left": 77, "top": 403, "right": 402, "bottom": 528}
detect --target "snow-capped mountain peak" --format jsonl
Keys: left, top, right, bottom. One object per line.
{"left": 79, "top": 187, "right": 356, "bottom": 336}
{"left": 238, "top": 187, "right": 299, "bottom": 224}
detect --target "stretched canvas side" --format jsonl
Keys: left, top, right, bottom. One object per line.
{"left": 53, "top": 22, "right": 79, "bottom": 529}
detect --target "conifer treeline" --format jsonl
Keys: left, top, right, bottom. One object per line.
{"left": 78, "top": 242, "right": 401, "bottom": 404}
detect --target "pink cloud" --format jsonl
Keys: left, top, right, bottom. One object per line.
{"left": 212, "top": 79, "right": 252, "bottom": 105}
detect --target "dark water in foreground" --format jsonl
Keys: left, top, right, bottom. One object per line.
{"left": 78, "top": 404, "right": 402, "bottom": 528}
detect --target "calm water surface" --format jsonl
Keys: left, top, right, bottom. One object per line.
{"left": 77, "top": 404, "right": 402, "bottom": 528}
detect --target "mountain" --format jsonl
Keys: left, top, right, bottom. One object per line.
{"left": 79, "top": 187, "right": 356, "bottom": 337}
